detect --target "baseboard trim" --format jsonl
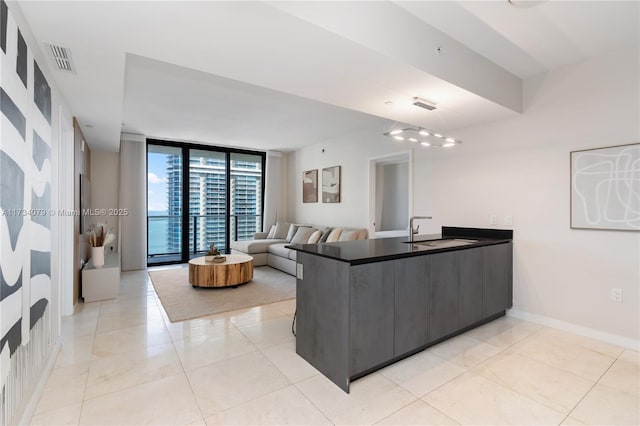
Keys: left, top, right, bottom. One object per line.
{"left": 507, "top": 309, "right": 639, "bottom": 351}
{"left": 15, "top": 338, "right": 61, "bottom": 425}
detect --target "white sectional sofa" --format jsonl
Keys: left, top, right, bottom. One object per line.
{"left": 230, "top": 222, "right": 368, "bottom": 276}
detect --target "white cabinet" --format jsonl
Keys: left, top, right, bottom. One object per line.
{"left": 82, "top": 253, "right": 120, "bottom": 302}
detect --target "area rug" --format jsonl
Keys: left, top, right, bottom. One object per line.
{"left": 148, "top": 266, "right": 296, "bottom": 322}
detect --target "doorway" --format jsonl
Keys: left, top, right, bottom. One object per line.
{"left": 368, "top": 151, "right": 412, "bottom": 238}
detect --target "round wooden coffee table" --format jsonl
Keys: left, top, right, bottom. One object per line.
{"left": 188, "top": 254, "right": 254, "bottom": 288}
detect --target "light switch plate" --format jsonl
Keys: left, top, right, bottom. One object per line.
{"left": 490, "top": 215, "right": 498, "bottom": 225}
{"left": 505, "top": 215, "right": 513, "bottom": 226}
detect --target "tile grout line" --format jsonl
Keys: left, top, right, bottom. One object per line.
{"left": 413, "top": 323, "right": 551, "bottom": 423}
{"left": 290, "top": 380, "right": 340, "bottom": 426}
{"left": 561, "top": 348, "right": 631, "bottom": 425}
{"left": 149, "top": 267, "right": 291, "bottom": 423}
{"left": 77, "top": 299, "right": 104, "bottom": 425}
{"left": 463, "top": 325, "right": 598, "bottom": 423}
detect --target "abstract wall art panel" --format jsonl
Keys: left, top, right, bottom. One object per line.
{"left": 0, "top": 2, "right": 53, "bottom": 422}
{"left": 302, "top": 169, "right": 317, "bottom": 203}
{"left": 322, "top": 166, "right": 341, "bottom": 203}
{"left": 570, "top": 143, "right": 640, "bottom": 231}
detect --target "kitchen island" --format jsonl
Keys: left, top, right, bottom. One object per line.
{"left": 287, "top": 226, "right": 513, "bottom": 392}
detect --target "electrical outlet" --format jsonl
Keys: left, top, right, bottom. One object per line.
{"left": 504, "top": 215, "right": 513, "bottom": 226}
{"left": 611, "top": 288, "right": 623, "bottom": 303}
{"left": 490, "top": 215, "right": 498, "bottom": 225}
{"left": 296, "top": 263, "right": 304, "bottom": 280}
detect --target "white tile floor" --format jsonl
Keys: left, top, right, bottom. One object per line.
{"left": 30, "top": 267, "right": 639, "bottom": 425}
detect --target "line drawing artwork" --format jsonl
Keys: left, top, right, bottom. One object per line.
{"left": 571, "top": 144, "right": 640, "bottom": 231}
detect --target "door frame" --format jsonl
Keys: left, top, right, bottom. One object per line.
{"left": 368, "top": 150, "right": 413, "bottom": 239}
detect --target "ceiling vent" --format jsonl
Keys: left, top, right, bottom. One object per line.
{"left": 45, "top": 43, "right": 76, "bottom": 74}
{"left": 412, "top": 97, "right": 437, "bottom": 111}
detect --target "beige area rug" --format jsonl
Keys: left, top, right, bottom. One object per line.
{"left": 148, "top": 266, "right": 296, "bottom": 322}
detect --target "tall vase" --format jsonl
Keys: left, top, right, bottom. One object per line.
{"left": 91, "top": 246, "right": 105, "bottom": 268}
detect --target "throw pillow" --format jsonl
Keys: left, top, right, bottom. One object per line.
{"left": 325, "top": 228, "right": 343, "bottom": 243}
{"left": 338, "top": 230, "right": 359, "bottom": 242}
{"left": 266, "top": 225, "right": 276, "bottom": 239}
{"left": 286, "top": 224, "right": 299, "bottom": 242}
{"left": 319, "top": 227, "right": 333, "bottom": 243}
{"left": 307, "top": 230, "right": 322, "bottom": 244}
{"left": 290, "top": 227, "right": 316, "bottom": 244}
{"left": 273, "top": 222, "right": 290, "bottom": 239}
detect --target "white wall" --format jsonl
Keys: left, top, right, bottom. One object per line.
{"left": 287, "top": 125, "right": 409, "bottom": 228}
{"left": 90, "top": 150, "right": 120, "bottom": 251}
{"left": 414, "top": 46, "right": 639, "bottom": 343}
{"left": 288, "top": 46, "right": 639, "bottom": 344}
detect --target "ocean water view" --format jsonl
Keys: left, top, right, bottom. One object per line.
{"left": 148, "top": 211, "right": 169, "bottom": 255}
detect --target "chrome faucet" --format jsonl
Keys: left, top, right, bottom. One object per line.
{"left": 409, "top": 216, "right": 433, "bottom": 242}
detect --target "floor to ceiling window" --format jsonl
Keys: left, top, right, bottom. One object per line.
{"left": 147, "top": 140, "right": 265, "bottom": 266}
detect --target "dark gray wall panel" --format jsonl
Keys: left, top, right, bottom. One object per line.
{"left": 31, "top": 184, "right": 50, "bottom": 228}
{"left": 33, "top": 60, "right": 51, "bottom": 124}
{"left": 0, "top": 151, "right": 24, "bottom": 249}
{"left": 1, "top": 0, "right": 7, "bottom": 53}
{"left": 394, "top": 256, "right": 429, "bottom": 355}
{"left": 32, "top": 130, "right": 50, "bottom": 169}
{"left": 296, "top": 252, "right": 350, "bottom": 391}
{"left": 16, "top": 30, "right": 27, "bottom": 87}
{"left": 459, "top": 249, "right": 483, "bottom": 328}
{"left": 429, "top": 251, "right": 459, "bottom": 341}
{"left": 349, "top": 261, "right": 395, "bottom": 375}
{"left": 30, "top": 250, "right": 50, "bottom": 278}
{"left": 0, "top": 319, "right": 21, "bottom": 356}
{"left": 29, "top": 299, "right": 48, "bottom": 329}
{"left": 482, "top": 243, "right": 513, "bottom": 317}
{"left": 1, "top": 88, "right": 26, "bottom": 139}
{"left": 0, "top": 269, "right": 21, "bottom": 300}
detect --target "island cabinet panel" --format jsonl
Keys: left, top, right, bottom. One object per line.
{"left": 394, "top": 256, "right": 430, "bottom": 356}
{"left": 429, "top": 252, "right": 459, "bottom": 341}
{"left": 458, "top": 249, "right": 484, "bottom": 328}
{"left": 296, "top": 252, "right": 351, "bottom": 391}
{"left": 482, "top": 243, "right": 513, "bottom": 317}
{"left": 294, "top": 236, "right": 513, "bottom": 393}
{"left": 349, "top": 261, "right": 395, "bottom": 376}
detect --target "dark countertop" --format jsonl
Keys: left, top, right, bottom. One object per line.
{"left": 287, "top": 226, "right": 513, "bottom": 265}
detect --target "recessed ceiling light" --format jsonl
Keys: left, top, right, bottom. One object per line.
{"left": 393, "top": 136, "right": 404, "bottom": 141}
{"left": 421, "top": 142, "right": 431, "bottom": 147}
{"left": 389, "top": 129, "right": 403, "bottom": 135}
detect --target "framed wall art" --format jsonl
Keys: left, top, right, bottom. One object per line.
{"left": 322, "top": 166, "right": 341, "bottom": 203}
{"left": 570, "top": 143, "right": 639, "bottom": 231}
{"left": 302, "top": 169, "right": 318, "bottom": 203}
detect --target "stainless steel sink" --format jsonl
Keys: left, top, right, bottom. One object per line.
{"left": 409, "top": 238, "right": 478, "bottom": 249}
